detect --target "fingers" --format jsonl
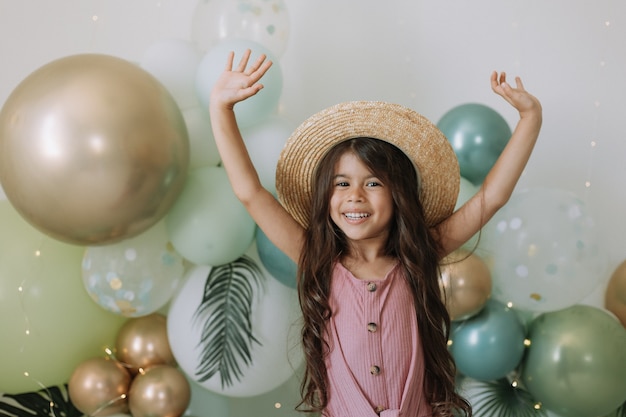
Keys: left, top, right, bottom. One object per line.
{"left": 246, "top": 53, "right": 268, "bottom": 74}
{"left": 235, "top": 49, "right": 252, "bottom": 72}
{"left": 224, "top": 51, "right": 235, "bottom": 71}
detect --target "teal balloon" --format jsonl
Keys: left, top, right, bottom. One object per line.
{"left": 437, "top": 103, "right": 511, "bottom": 185}
{"left": 450, "top": 299, "right": 526, "bottom": 381}
{"left": 255, "top": 227, "right": 297, "bottom": 289}
{"left": 195, "top": 39, "right": 283, "bottom": 129}
{"left": 522, "top": 305, "right": 626, "bottom": 417}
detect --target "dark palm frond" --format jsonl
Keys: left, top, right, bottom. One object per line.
{"left": 471, "top": 378, "right": 547, "bottom": 417}
{"left": 609, "top": 401, "right": 626, "bottom": 417}
{"left": 0, "top": 384, "right": 82, "bottom": 417}
{"left": 192, "top": 254, "right": 265, "bottom": 388}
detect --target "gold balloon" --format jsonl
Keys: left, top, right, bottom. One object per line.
{"left": 0, "top": 53, "right": 189, "bottom": 245}
{"left": 440, "top": 249, "right": 492, "bottom": 321}
{"left": 605, "top": 259, "right": 626, "bottom": 327}
{"left": 128, "top": 365, "right": 191, "bottom": 417}
{"left": 68, "top": 357, "right": 132, "bottom": 416}
{"left": 115, "top": 313, "right": 176, "bottom": 374}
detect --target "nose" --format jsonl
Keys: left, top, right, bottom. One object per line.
{"left": 347, "top": 187, "right": 364, "bottom": 202}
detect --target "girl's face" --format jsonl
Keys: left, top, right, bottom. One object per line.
{"left": 329, "top": 152, "right": 394, "bottom": 245}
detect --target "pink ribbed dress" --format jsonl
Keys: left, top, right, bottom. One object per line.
{"left": 324, "top": 262, "right": 432, "bottom": 417}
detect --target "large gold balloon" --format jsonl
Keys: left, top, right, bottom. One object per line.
{"left": 115, "top": 313, "right": 176, "bottom": 375}
{"left": 440, "top": 249, "right": 492, "bottom": 321}
{"left": 0, "top": 53, "right": 189, "bottom": 245}
{"left": 128, "top": 365, "right": 191, "bottom": 417}
{"left": 606, "top": 259, "right": 626, "bottom": 327}
{"left": 68, "top": 357, "right": 132, "bottom": 416}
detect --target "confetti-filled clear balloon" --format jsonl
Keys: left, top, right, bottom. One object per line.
{"left": 82, "top": 222, "right": 184, "bottom": 317}
{"left": 191, "top": 0, "right": 290, "bottom": 57}
{"left": 484, "top": 188, "right": 607, "bottom": 312}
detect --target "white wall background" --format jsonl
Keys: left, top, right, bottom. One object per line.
{"left": 1, "top": 1, "right": 625, "bottom": 415}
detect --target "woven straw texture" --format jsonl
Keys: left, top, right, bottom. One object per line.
{"left": 276, "top": 101, "right": 460, "bottom": 228}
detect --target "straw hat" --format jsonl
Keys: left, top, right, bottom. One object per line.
{"left": 275, "top": 101, "right": 460, "bottom": 228}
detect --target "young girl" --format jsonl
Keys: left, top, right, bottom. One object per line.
{"left": 209, "top": 50, "right": 542, "bottom": 417}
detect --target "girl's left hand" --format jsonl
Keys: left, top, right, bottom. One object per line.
{"left": 210, "top": 49, "right": 273, "bottom": 111}
{"left": 491, "top": 71, "right": 542, "bottom": 119}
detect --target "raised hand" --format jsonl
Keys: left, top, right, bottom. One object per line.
{"left": 491, "top": 71, "right": 542, "bottom": 119}
{"left": 210, "top": 49, "right": 273, "bottom": 111}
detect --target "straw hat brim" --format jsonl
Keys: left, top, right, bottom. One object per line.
{"left": 275, "top": 101, "right": 460, "bottom": 228}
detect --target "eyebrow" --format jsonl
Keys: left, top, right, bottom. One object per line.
{"left": 332, "top": 173, "right": 380, "bottom": 181}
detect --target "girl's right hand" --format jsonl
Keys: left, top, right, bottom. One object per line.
{"left": 209, "top": 49, "right": 273, "bottom": 111}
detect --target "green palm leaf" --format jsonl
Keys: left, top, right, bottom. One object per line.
{"left": 192, "top": 255, "right": 265, "bottom": 388}
{"left": 0, "top": 385, "right": 81, "bottom": 417}
{"left": 605, "top": 401, "right": 626, "bottom": 417}
{"left": 471, "top": 378, "right": 547, "bottom": 417}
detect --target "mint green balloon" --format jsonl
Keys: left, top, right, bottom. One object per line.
{"left": 522, "top": 305, "right": 626, "bottom": 417}
{"left": 166, "top": 167, "right": 255, "bottom": 266}
{"left": 437, "top": 103, "right": 511, "bottom": 185}
{"left": 0, "top": 200, "right": 127, "bottom": 394}
{"left": 195, "top": 39, "right": 283, "bottom": 129}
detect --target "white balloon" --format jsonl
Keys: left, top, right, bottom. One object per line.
{"left": 241, "top": 116, "right": 296, "bottom": 193}
{"left": 182, "top": 106, "right": 220, "bottom": 169}
{"left": 167, "top": 243, "right": 303, "bottom": 397}
{"left": 140, "top": 38, "right": 201, "bottom": 110}
{"left": 484, "top": 187, "right": 607, "bottom": 312}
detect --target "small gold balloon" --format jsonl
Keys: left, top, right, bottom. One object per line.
{"left": 0, "top": 53, "right": 189, "bottom": 245}
{"left": 115, "top": 313, "right": 176, "bottom": 375}
{"left": 128, "top": 365, "right": 191, "bottom": 417}
{"left": 68, "top": 357, "right": 132, "bottom": 416}
{"left": 440, "top": 249, "right": 492, "bottom": 321}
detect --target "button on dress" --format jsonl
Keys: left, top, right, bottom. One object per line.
{"left": 323, "top": 262, "right": 432, "bottom": 417}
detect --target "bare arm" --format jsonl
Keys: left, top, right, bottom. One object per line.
{"left": 209, "top": 50, "right": 304, "bottom": 263}
{"left": 435, "top": 72, "right": 543, "bottom": 256}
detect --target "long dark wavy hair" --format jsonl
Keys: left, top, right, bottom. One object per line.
{"left": 295, "top": 137, "right": 471, "bottom": 417}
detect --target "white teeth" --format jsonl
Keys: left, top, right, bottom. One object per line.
{"left": 344, "top": 212, "right": 370, "bottom": 219}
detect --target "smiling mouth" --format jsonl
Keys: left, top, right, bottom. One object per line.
{"left": 344, "top": 212, "right": 371, "bottom": 220}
